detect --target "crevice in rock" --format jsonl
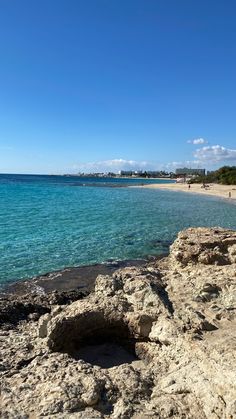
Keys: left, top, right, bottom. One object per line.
{"left": 151, "top": 283, "right": 174, "bottom": 314}
{"left": 15, "top": 356, "right": 37, "bottom": 371}
{"left": 94, "top": 387, "right": 115, "bottom": 415}
{"left": 201, "top": 320, "right": 218, "bottom": 332}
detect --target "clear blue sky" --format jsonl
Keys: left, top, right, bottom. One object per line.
{"left": 0, "top": 0, "right": 236, "bottom": 173}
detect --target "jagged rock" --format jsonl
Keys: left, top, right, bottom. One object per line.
{"left": 1, "top": 227, "right": 236, "bottom": 418}
{"left": 170, "top": 227, "right": 236, "bottom": 266}
{"left": 0, "top": 289, "right": 87, "bottom": 328}
{"left": 194, "top": 283, "right": 222, "bottom": 302}
{"left": 38, "top": 313, "right": 51, "bottom": 338}
{"left": 149, "top": 317, "right": 178, "bottom": 345}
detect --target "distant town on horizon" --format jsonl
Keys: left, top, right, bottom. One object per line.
{"left": 64, "top": 167, "right": 207, "bottom": 179}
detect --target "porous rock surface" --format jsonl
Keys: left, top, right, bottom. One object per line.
{"left": 1, "top": 227, "right": 236, "bottom": 418}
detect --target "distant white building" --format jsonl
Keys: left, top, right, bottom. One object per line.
{"left": 175, "top": 168, "right": 205, "bottom": 177}
{"left": 118, "top": 170, "right": 133, "bottom": 176}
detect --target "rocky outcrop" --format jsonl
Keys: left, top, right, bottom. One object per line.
{"left": 170, "top": 227, "right": 236, "bottom": 266}
{"left": 0, "top": 289, "right": 87, "bottom": 328}
{"left": 1, "top": 227, "right": 236, "bottom": 418}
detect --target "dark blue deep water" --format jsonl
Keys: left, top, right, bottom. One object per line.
{"left": 0, "top": 174, "right": 235, "bottom": 286}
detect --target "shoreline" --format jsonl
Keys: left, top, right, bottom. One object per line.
{"left": 135, "top": 182, "right": 236, "bottom": 201}
{"left": 117, "top": 177, "right": 174, "bottom": 181}
{"left": 1, "top": 256, "right": 165, "bottom": 297}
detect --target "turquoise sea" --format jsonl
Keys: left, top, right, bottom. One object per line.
{"left": 0, "top": 174, "right": 236, "bottom": 287}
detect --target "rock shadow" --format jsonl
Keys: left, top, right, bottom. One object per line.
{"left": 49, "top": 313, "right": 140, "bottom": 368}
{"left": 74, "top": 340, "right": 137, "bottom": 368}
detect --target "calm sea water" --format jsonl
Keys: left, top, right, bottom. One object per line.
{"left": 0, "top": 174, "right": 235, "bottom": 286}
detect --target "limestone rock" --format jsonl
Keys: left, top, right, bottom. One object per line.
{"left": 149, "top": 317, "right": 178, "bottom": 345}
{"left": 38, "top": 313, "right": 51, "bottom": 338}
{"left": 170, "top": 227, "right": 236, "bottom": 266}
{"left": 1, "top": 227, "right": 236, "bottom": 418}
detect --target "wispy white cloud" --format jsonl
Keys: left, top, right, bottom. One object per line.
{"left": 194, "top": 145, "right": 236, "bottom": 163}
{"left": 187, "top": 137, "right": 208, "bottom": 145}
{"left": 164, "top": 144, "right": 236, "bottom": 171}
{"left": 71, "top": 158, "right": 158, "bottom": 173}
{"left": 70, "top": 144, "right": 236, "bottom": 175}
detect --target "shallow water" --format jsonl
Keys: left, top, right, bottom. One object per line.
{"left": 0, "top": 174, "right": 235, "bottom": 286}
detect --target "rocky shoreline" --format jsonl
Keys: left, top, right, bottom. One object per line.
{"left": 1, "top": 258, "right": 149, "bottom": 296}
{"left": 1, "top": 227, "right": 236, "bottom": 418}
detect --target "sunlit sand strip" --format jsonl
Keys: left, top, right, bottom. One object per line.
{"left": 135, "top": 182, "right": 236, "bottom": 201}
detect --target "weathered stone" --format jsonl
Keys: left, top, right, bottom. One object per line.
{"left": 170, "top": 227, "right": 236, "bottom": 266}
{"left": 1, "top": 227, "right": 236, "bottom": 418}
{"left": 38, "top": 313, "right": 51, "bottom": 338}
{"left": 149, "top": 317, "right": 178, "bottom": 345}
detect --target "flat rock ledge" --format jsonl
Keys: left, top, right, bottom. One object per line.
{"left": 1, "top": 227, "right": 236, "bottom": 418}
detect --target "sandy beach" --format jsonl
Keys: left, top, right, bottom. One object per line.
{"left": 139, "top": 182, "right": 236, "bottom": 201}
